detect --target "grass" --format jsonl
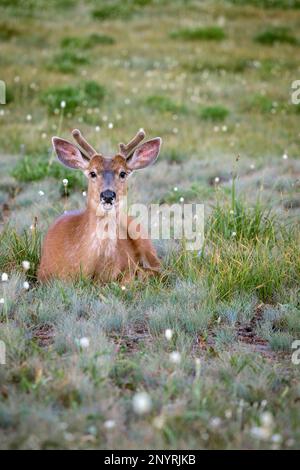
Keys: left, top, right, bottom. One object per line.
{"left": 60, "top": 33, "right": 115, "bottom": 49}
{"left": 170, "top": 26, "right": 226, "bottom": 41}
{"left": 40, "top": 81, "right": 107, "bottom": 114}
{"left": 254, "top": 27, "right": 298, "bottom": 45}
{"left": 0, "top": 0, "right": 300, "bottom": 451}
{"left": 11, "top": 153, "right": 85, "bottom": 191}
{"left": 48, "top": 51, "right": 90, "bottom": 74}
{"left": 199, "top": 105, "right": 229, "bottom": 121}
{"left": 145, "top": 95, "right": 187, "bottom": 114}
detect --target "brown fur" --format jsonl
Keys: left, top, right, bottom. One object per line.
{"left": 38, "top": 136, "right": 161, "bottom": 284}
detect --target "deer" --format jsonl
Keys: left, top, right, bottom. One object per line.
{"left": 38, "top": 129, "right": 162, "bottom": 284}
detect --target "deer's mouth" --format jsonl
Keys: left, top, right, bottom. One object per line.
{"left": 102, "top": 201, "right": 115, "bottom": 211}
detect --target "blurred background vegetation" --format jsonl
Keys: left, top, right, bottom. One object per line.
{"left": 0, "top": 0, "right": 300, "bottom": 451}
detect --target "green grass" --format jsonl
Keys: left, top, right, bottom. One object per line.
{"left": 227, "top": 0, "right": 300, "bottom": 8}
{"left": 170, "top": 26, "right": 226, "bottom": 41}
{"left": 0, "top": 226, "right": 41, "bottom": 280}
{"left": 60, "top": 33, "right": 115, "bottom": 49}
{"left": 254, "top": 27, "right": 298, "bottom": 45}
{"left": 48, "top": 50, "right": 90, "bottom": 74}
{"left": 145, "top": 95, "right": 187, "bottom": 114}
{"left": 40, "top": 81, "right": 107, "bottom": 114}
{"left": 199, "top": 105, "right": 229, "bottom": 121}
{"left": 0, "top": 0, "right": 300, "bottom": 451}
{"left": 11, "top": 153, "right": 85, "bottom": 191}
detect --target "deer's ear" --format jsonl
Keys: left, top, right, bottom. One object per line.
{"left": 127, "top": 138, "right": 161, "bottom": 171}
{"left": 52, "top": 137, "right": 89, "bottom": 170}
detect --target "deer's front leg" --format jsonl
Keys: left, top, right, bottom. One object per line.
{"left": 135, "top": 237, "right": 161, "bottom": 275}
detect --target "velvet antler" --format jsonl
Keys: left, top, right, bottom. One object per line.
{"left": 72, "top": 129, "right": 97, "bottom": 158}
{"left": 119, "top": 128, "right": 146, "bottom": 158}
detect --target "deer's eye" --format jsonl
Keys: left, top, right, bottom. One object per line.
{"left": 90, "top": 171, "right": 97, "bottom": 178}
{"left": 119, "top": 171, "right": 126, "bottom": 180}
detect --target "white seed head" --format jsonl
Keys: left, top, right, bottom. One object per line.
{"left": 82, "top": 191, "right": 87, "bottom": 197}
{"left": 1, "top": 273, "right": 8, "bottom": 282}
{"left": 132, "top": 392, "right": 152, "bottom": 415}
{"left": 79, "top": 337, "right": 90, "bottom": 349}
{"left": 38, "top": 190, "right": 44, "bottom": 196}
{"left": 152, "top": 415, "right": 165, "bottom": 429}
{"left": 169, "top": 351, "right": 181, "bottom": 364}
{"left": 121, "top": 285, "right": 126, "bottom": 291}
{"left": 271, "top": 434, "right": 282, "bottom": 444}
{"left": 60, "top": 100, "right": 66, "bottom": 109}
{"left": 261, "top": 411, "right": 274, "bottom": 429}
{"left": 250, "top": 426, "right": 270, "bottom": 440}
{"left": 23, "top": 281, "right": 30, "bottom": 290}
{"left": 282, "top": 153, "right": 288, "bottom": 160}
{"left": 0, "top": 298, "right": 4, "bottom": 304}
{"left": 210, "top": 417, "right": 222, "bottom": 429}
{"left": 165, "top": 329, "right": 173, "bottom": 341}
{"left": 214, "top": 176, "right": 220, "bottom": 183}
{"left": 104, "top": 420, "right": 116, "bottom": 430}
{"left": 179, "top": 197, "right": 184, "bottom": 202}
{"left": 62, "top": 178, "right": 68, "bottom": 186}
{"left": 108, "top": 122, "right": 114, "bottom": 129}
{"left": 232, "top": 231, "right": 237, "bottom": 237}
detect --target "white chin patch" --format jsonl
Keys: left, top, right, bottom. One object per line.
{"left": 103, "top": 202, "right": 114, "bottom": 211}
{"left": 96, "top": 202, "right": 115, "bottom": 216}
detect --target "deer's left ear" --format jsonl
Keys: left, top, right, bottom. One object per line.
{"left": 127, "top": 137, "right": 162, "bottom": 171}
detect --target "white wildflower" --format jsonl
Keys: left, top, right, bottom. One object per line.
{"left": 250, "top": 426, "right": 270, "bottom": 440}
{"left": 210, "top": 417, "right": 222, "bottom": 429}
{"left": 282, "top": 153, "right": 288, "bottom": 160}
{"left": 79, "top": 337, "right": 90, "bottom": 349}
{"left": 132, "top": 392, "right": 152, "bottom": 415}
{"left": 214, "top": 176, "right": 220, "bottom": 183}
{"left": 22, "top": 260, "right": 30, "bottom": 271}
{"left": 60, "top": 100, "right": 66, "bottom": 109}
{"left": 23, "top": 281, "right": 30, "bottom": 290}
{"left": 165, "top": 329, "right": 173, "bottom": 341}
{"left": 1, "top": 273, "right": 8, "bottom": 282}
{"left": 104, "top": 420, "right": 116, "bottom": 430}
{"left": 169, "top": 351, "right": 181, "bottom": 364}
{"left": 38, "top": 190, "right": 44, "bottom": 196}
{"left": 108, "top": 122, "right": 114, "bottom": 129}
{"left": 152, "top": 415, "right": 165, "bottom": 429}
{"left": 179, "top": 197, "right": 184, "bottom": 202}
{"left": 62, "top": 178, "right": 68, "bottom": 186}
{"left": 271, "top": 434, "right": 282, "bottom": 444}
{"left": 261, "top": 411, "right": 274, "bottom": 429}
{"left": 0, "top": 298, "right": 4, "bottom": 304}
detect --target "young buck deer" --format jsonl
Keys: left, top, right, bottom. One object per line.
{"left": 38, "top": 129, "right": 162, "bottom": 283}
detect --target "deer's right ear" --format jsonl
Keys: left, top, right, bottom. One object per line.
{"left": 52, "top": 137, "right": 89, "bottom": 170}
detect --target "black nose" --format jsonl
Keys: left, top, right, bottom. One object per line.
{"left": 100, "top": 190, "right": 116, "bottom": 203}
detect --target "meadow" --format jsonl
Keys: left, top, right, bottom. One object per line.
{"left": 0, "top": 0, "right": 300, "bottom": 450}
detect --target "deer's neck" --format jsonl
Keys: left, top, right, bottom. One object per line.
{"left": 83, "top": 202, "right": 120, "bottom": 258}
